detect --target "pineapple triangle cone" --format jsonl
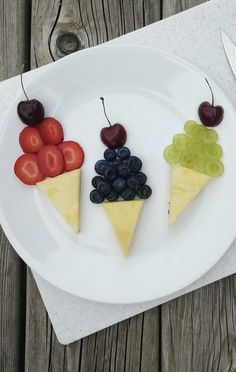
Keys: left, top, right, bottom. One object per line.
{"left": 37, "top": 169, "right": 81, "bottom": 233}
{"left": 169, "top": 164, "right": 211, "bottom": 225}
{"left": 103, "top": 200, "right": 144, "bottom": 256}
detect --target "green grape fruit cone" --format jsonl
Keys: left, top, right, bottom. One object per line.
{"left": 164, "top": 121, "right": 224, "bottom": 224}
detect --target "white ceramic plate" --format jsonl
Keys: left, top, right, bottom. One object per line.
{"left": 0, "top": 45, "right": 236, "bottom": 304}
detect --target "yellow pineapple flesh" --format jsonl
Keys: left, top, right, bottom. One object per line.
{"left": 169, "top": 164, "right": 211, "bottom": 224}
{"left": 103, "top": 200, "right": 144, "bottom": 256}
{"left": 37, "top": 169, "right": 81, "bottom": 233}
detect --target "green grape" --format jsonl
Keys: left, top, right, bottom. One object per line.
{"left": 192, "top": 124, "right": 208, "bottom": 139}
{"left": 204, "top": 143, "right": 223, "bottom": 160}
{"left": 187, "top": 137, "right": 201, "bottom": 155}
{"left": 184, "top": 120, "right": 198, "bottom": 136}
{"left": 206, "top": 160, "right": 224, "bottom": 177}
{"left": 173, "top": 134, "right": 189, "bottom": 151}
{"left": 203, "top": 128, "right": 218, "bottom": 143}
{"left": 197, "top": 143, "right": 206, "bottom": 158}
{"left": 179, "top": 151, "right": 195, "bottom": 169}
{"left": 193, "top": 156, "right": 206, "bottom": 174}
{"left": 164, "top": 145, "right": 180, "bottom": 164}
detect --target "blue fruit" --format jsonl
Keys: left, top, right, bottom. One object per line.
{"left": 121, "top": 188, "right": 136, "bottom": 200}
{"left": 126, "top": 156, "right": 142, "bottom": 173}
{"left": 106, "top": 190, "right": 119, "bottom": 202}
{"left": 136, "top": 172, "right": 147, "bottom": 186}
{"left": 90, "top": 189, "right": 105, "bottom": 204}
{"left": 127, "top": 176, "right": 139, "bottom": 190}
{"left": 95, "top": 160, "right": 109, "bottom": 175}
{"left": 97, "top": 180, "right": 111, "bottom": 196}
{"left": 111, "top": 159, "right": 123, "bottom": 168}
{"left": 113, "top": 178, "right": 126, "bottom": 193}
{"left": 137, "top": 185, "right": 152, "bottom": 199}
{"left": 117, "top": 147, "right": 130, "bottom": 160}
{"left": 104, "top": 148, "right": 116, "bottom": 162}
{"left": 92, "top": 176, "right": 104, "bottom": 188}
{"left": 104, "top": 166, "right": 117, "bottom": 181}
{"left": 118, "top": 164, "right": 131, "bottom": 179}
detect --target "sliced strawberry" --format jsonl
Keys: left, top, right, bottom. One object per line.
{"left": 58, "top": 141, "right": 84, "bottom": 171}
{"left": 19, "top": 126, "right": 44, "bottom": 153}
{"left": 37, "top": 145, "right": 64, "bottom": 177}
{"left": 38, "top": 117, "right": 64, "bottom": 145}
{"left": 14, "top": 154, "right": 45, "bottom": 185}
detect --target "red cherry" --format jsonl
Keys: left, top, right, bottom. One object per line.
{"left": 99, "top": 97, "right": 127, "bottom": 149}
{"left": 198, "top": 79, "right": 224, "bottom": 127}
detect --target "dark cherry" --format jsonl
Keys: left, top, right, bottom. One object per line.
{"left": 100, "top": 97, "right": 127, "bottom": 149}
{"left": 17, "top": 65, "right": 45, "bottom": 125}
{"left": 198, "top": 78, "right": 224, "bottom": 127}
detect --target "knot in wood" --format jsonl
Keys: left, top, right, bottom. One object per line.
{"left": 56, "top": 32, "right": 80, "bottom": 55}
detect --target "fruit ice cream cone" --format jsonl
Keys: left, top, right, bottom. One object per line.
{"left": 37, "top": 169, "right": 81, "bottom": 233}
{"left": 169, "top": 164, "right": 211, "bottom": 225}
{"left": 103, "top": 199, "right": 144, "bottom": 256}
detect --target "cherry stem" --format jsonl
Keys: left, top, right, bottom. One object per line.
{"left": 205, "top": 78, "right": 214, "bottom": 106}
{"left": 100, "top": 97, "right": 111, "bottom": 127}
{"left": 20, "top": 64, "right": 29, "bottom": 101}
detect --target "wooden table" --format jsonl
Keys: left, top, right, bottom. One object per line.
{"left": 1, "top": 0, "right": 236, "bottom": 371}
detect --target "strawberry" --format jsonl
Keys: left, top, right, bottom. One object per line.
{"left": 58, "top": 141, "right": 84, "bottom": 171}
{"left": 14, "top": 154, "right": 45, "bottom": 185}
{"left": 38, "top": 117, "right": 64, "bottom": 145}
{"left": 19, "top": 126, "right": 44, "bottom": 153}
{"left": 37, "top": 145, "right": 64, "bottom": 177}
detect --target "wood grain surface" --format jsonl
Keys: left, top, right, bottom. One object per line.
{"left": 3, "top": 0, "right": 236, "bottom": 371}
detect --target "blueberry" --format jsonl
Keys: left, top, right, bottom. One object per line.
{"left": 137, "top": 185, "right": 152, "bottom": 199}
{"left": 104, "top": 166, "right": 117, "bottom": 182}
{"left": 136, "top": 172, "right": 147, "bottom": 186}
{"left": 118, "top": 164, "right": 131, "bottom": 179}
{"left": 127, "top": 176, "right": 139, "bottom": 189}
{"left": 113, "top": 178, "right": 126, "bottom": 193}
{"left": 95, "top": 160, "right": 109, "bottom": 175}
{"left": 111, "top": 159, "right": 123, "bottom": 168}
{"left": 126, "top": 156, "right": 142, "bottom": 173}
{"left": 104, "top": 148, "right": 116, "bottom": 162}
{"left": 106, "top": 189, "right": 119, "bottom": 202}
{"left": 92, "top": 176, "right": 104, "bottom": 188}
{"left": 97, "top": 180, "right": 111, "bottom": 196}
{"left": 117, "top": 147, "right": 130, "bottom": 160}
{"left": 90, "top": 189, "right": 105, "bottom": 204}
{"left": 121, "top": 188, "right": 136, "bottom": 200}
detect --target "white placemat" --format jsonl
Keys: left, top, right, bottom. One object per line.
{"left": 1, "top": 0, "right": 236, "bottom": 345}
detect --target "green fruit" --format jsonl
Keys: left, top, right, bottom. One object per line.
{"left": 204, "top": 143, "right": 223, "bottom": 160}
{"left": 187, "top": 137, "right": 201, "bottom": 155}
{"left": 184, "top": 120, "right": 198, "bottom": 136}
{"left": 164, "top": 145, "right": 180, "bottom": 164}
{"left": 206, "top": 160, "right": 224, "bottom": 177}
{"left": 204, "top": 128, "right": 218, "bottom": 143}
{"left": 173, "top": 134, "right": 189, "bottom": 151}
{"left": 192, "top": 124, "right": 208, "bottom": 139}
{"left": 179, "top": 151, "right": 195, "bottom": 168}
{"left": 193, "top": 156, "right": 206, "bottom": 174}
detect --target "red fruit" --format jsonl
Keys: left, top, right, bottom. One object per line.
{"left": 37, "top": 145, "right": 64, "bottom": 177}
{"left": 39, "top": 117, "right": 64, "bottom": 145}
{"left": 19, "top": 126, "right": 44, "bottom": 153}
{"left": 14, "top": 154, "right": 45, "bottom": 185}
{"left": 58, "top": 141, "right": 84, "bottom": 171}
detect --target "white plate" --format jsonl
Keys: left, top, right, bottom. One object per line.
{"left": 0, "top": 45, "right": 236, "bottom": 304}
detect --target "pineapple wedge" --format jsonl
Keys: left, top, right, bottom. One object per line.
{"left": 103, "top": 200, "right": 144, "bottom": 255}
{"left": 169, "top": 164, "right": 211, "bottom": 224}
{"left": 37, "top": 169, "right": 81, "bottom": 233}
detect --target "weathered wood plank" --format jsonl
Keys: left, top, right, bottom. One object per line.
{"left": 0, "top": 0, "right": 30, "bottom": 371}
{"left": 161, "top": 276, "right": 236, "bottom": 372}
{"left": 162, "top": 0, "right": 208, "bottom": 18}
